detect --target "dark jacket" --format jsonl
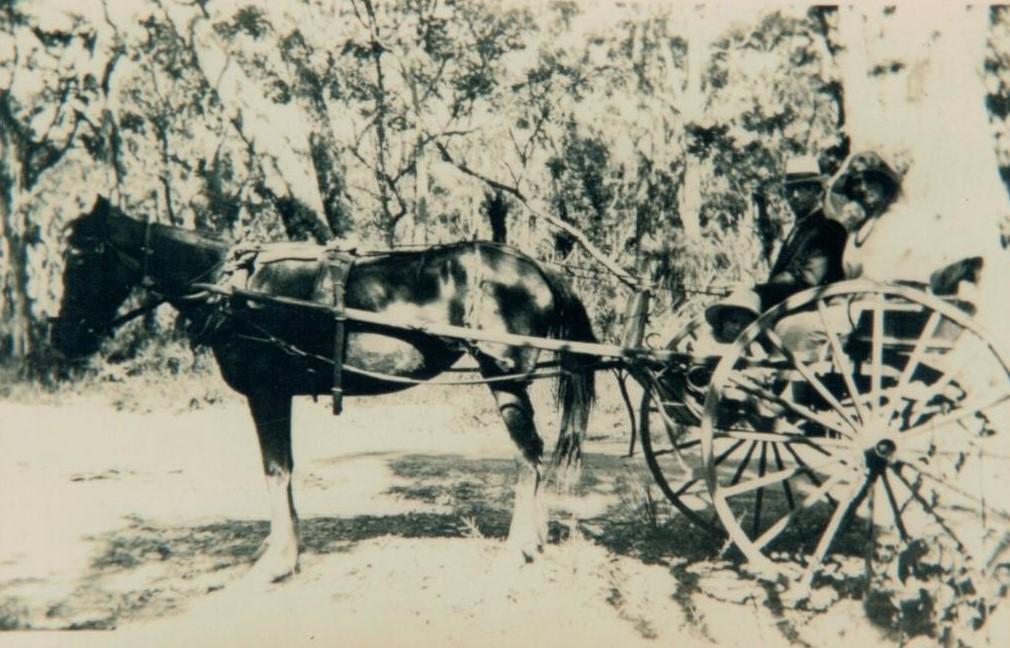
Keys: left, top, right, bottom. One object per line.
{"left": 755, "top": 209, "right": 847, "bottom": 309}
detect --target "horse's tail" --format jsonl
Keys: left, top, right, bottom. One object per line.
{"left": 543, "top": 270, "right": 596, "bottom": 485}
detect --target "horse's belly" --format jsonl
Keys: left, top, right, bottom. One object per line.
{"left": 345, "top": 332, "right": 435, "bottom": 375}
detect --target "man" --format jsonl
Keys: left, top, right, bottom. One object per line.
{"left": 757, "top": 155, "right": 848, "bottom": 307}
{"left": 707, "top": 155, "right": 847, "bottom": 342}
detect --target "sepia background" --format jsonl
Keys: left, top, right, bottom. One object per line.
{"left": 3, "top": 1, "right": 1010, "bottom": 645}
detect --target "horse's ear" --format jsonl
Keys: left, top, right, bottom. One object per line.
{"left": 93, "top": 195, "right": 111, "bottom": 215}
{"left": 66, "top": 195, "right": 111, "bottom": 238}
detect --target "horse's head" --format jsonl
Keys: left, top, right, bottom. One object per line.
{"left": 51, "top": 197, "right": 141, "bottom": 359}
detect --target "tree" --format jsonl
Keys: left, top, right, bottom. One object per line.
{"left": 834, "top": 4, "right": 1009, "bottom": 333}
{"left": 1, "top": 1, "right": 116, "bottom": 359}
{"left": 158, "top": 0, "right": 336, "bottom": 243}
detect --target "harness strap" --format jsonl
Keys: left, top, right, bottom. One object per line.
{"left": 326, "top": 250, "right": 355, "bottom": 415}
{"left": 141, "top": 217, "right": 155, "bottom": 288}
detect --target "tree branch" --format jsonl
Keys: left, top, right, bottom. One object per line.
{"left": 435, "top": 142, "right": 640, "bottom": 290}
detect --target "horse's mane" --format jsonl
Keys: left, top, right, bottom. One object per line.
{"left": 86, "top": 196, "right": 552, "bottom": 270}
{"left": 89, "top": 197, "right": 232, "bottom": 254}
{"left": 149, "top": 221, "right": 233, "bottom": 254}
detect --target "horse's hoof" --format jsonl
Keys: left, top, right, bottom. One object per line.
{"left": 504, "top": 537, "right": 544, "bottom": 565}
{"left": 246, "top": 559, "right": 299, "bottom": 584}
{"left": 247, "top": 544, "right": 300, "bottom": 583}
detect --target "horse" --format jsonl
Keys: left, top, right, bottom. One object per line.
{"left": 51, "top": 196, "right": 596, "bottom": 582}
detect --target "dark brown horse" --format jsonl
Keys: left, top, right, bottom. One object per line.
{"left": 52, "top": 197, "right": 596, "bottom": 581}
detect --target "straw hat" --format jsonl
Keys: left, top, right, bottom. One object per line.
{"left": 704, "top": 288, "right": 762, "bottom": 335}
{"left": 782, "top": 155, "right": 825, "bottom": 186}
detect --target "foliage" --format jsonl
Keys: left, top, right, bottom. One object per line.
{"left": 2, "top": 1, "right": 1009, "bottom": 358}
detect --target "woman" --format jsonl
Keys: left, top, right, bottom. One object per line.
{"left": 825, "top": 151, "right": 902, "bottom": 279}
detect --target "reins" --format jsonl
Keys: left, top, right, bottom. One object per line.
{"left": 101, "top": 296, "right": 168, "bottom": 332}
{"left": 235, "top": 319, "right": 619, "bottom": 388}
{"left": 72, "top": 224, "right": 624, "bottom": 391}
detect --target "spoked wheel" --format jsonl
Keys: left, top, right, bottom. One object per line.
{"left": 638, "top": 314, "right": 725, "bottom": 534}
{"left": 700, "top": 281, "right": 1010, "bottom": 589}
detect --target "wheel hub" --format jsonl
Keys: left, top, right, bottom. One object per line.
{"left": 861, "top": 432, "right": 898, "bottom": 473}
{"left": 874, "top": 438, "right": 896, "bottom": 459}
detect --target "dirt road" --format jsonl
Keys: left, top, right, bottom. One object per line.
{"left": 1, "top": 387, "right": 1006, "bottom": 647}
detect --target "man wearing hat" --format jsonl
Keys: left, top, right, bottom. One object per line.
{"left": 706, "top": 155, "right": 847, "bottom": 342}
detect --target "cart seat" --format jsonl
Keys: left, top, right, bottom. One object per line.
{"left": 786, "top": 292, "right": 975, "bottom": 415}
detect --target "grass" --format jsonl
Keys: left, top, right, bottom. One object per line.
{"left": 1, "top": 328, "right": 234, "bottom": 413}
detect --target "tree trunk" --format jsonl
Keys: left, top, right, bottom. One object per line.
{"left": 485, "top": 189, "right": 508, "bottom": 243}
{"left": 411, "top": 131, "right": 430, "bottom": 245}
{"left": 675, "top": 5, "right": 710, "bottom": 240}
{"left": 0, "top": 120, "right": 31, "bottom": 359}
{"left": 160, "top": 3, "right": 333, "bottom": 242}
{"left": 836, "top": 5, "right": 1009, "bottom": 332}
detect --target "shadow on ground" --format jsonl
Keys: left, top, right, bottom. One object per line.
{"left": 2, "top": 447, "right": 1001, "bottom": 645}
{"left": 0, "top": 447, "right": 726, "bottom": 631}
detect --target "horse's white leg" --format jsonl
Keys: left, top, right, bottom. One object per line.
{"left": 247, "top": 392, "right": 299, "bottom": 582}
{"left": 489, "top": 386, "right": 548, "bottom": 562}
{"left": 509, "top": 452, "right": 547, "bottom": 562}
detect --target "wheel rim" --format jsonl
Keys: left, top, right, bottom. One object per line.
{"left": 640, "top": 381, "right": 720, "bottom": 534}
{"left": 638, "top": 313, "right": 726, "bottom": 534}
{"left": 700, "top": 281, "right": 1010, "bottom": 584}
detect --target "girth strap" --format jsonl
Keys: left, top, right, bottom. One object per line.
{"left": 326, "top": 250, "right": 355, "bottom": 415}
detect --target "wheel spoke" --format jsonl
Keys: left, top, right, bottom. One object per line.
{"left": 752, "top": 470, "right": 847, "bottom": 551}
{"left": 880, "top": 470, "right": 910, "bottom": 542}
{"left": 891, "top": 467, "right": 967, "bottom": 551}
{"left": 900, "top": 362, "right": 969, "bottom": 428}
{"left": 650, "top": 438, "right": 701, "bottom": 458}
{"left": 729, "top": 441, "right": 759, "bottom": 487}
{"left": 864, "top": 482, "right": 877, "bottom": 576}
{"left": 714, "top": 439, "right": 748, "bottom": 466}
{"left": 779, "top": 436, "right": 828, "bottom": 476}
{"left": 772, "top": 443, "right": 796, "bottom": 511}
{"left": 663, "top": 419, "right": 681, "bottom": 449}
{"left": 880, "top": 310, "right": 944, "bottom": 424}
{"left": 671, "top": 438, "right": 752, "bottom": 498}
{"left": 728, "top": 372, "right": 854, "bottom": 438}
{"left": 762, "top": 327, "right": 861, "bottom": 435}
{"left": 718, "top": 428, "right": 850, "bottom": 449}
{"left": 816, "top": 299, "right": 869, "bottom": 425}
{"left": 752, "top": 442, "right": 769, "bottom": 538}
{"left": 674, "top": 478, "right": 702, "bottom": 498}
{"left": 646, "top": 378, "right": 696, "bottom": 471}
{"left": 799, "top": 478, "right": 866, "bottom": 589}
{"left": 900, "top": 390, "right": 1010, "bottom": 442}
{"left": 870, "top": 298, "right": 884, "bottom": 413}
{"left": 895, "top": 458, "right": 1010, "bottom": 522}
{"left": 721, "top": 453, "right": 850, "bottom": 499}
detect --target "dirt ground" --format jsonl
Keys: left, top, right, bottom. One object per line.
{"left": 1, "top": 379, "right": 1008, "bottom": 647}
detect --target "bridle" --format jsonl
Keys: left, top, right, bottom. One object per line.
{"left": 50, "top": 228, "right": 165, "bottom": 343}
{"left": 52, "top": 220, "right": 214, "bottom": 343}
